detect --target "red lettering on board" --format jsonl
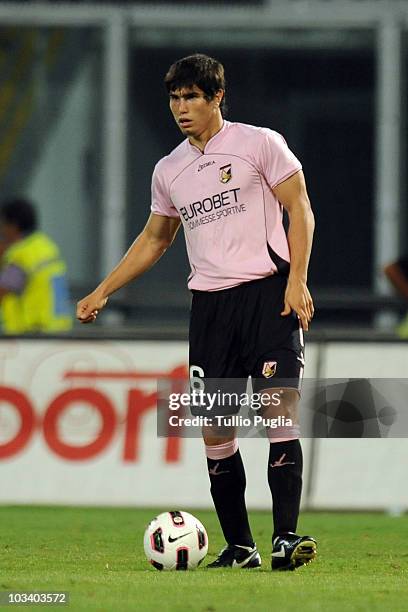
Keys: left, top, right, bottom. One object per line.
{"left": 43, "top": 388, "right": 116, "bottom": 461}
{"left": 0, "top": 386, "right": 35, "bottom": 459}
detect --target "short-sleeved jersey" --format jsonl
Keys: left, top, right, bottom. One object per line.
{"left": 151, "top": 120, "right": 302, "bottom": 291}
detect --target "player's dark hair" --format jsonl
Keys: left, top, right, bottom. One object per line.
{"left": 0, "top": 197, "right": 38, "bottom": 233}
{"left": 164, "top": 53, "right": 227, "bottom": 116}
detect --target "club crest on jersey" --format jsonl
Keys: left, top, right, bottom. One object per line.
{"left": 262, "top": 361, "right": 277, "bottom": 378}
{"left": 219, "top": 163, "right": 232, "bottom": 183}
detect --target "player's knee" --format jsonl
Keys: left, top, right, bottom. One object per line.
{"left": 259, "top": 387, "right": 300, "bottom": 420}
{"left": 258, "top": 387, "right": 300, "bottom": 440}
{"left": 203, "top": 434, "right": 236, "bottom": 446}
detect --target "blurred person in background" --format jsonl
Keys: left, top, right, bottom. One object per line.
{"left": 0, "top": 197, "right": 72, "bottom": 334}
{"left": 384, "top": 257, "right": 408, "bottom": 338}
{"left": 77, "top": 54, "right": 316, "bottom": 571}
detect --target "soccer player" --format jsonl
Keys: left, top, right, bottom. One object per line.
{"left": 77, "top": 54, "right": 316, "bottom": 571}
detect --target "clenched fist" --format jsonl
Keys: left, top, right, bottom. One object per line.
{"left": 76, "top": 291, "right": 108, "bottom": 324}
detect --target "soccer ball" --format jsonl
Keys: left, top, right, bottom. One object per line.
{"left": 144, "top": 510, "right": 208, "bottom": 570}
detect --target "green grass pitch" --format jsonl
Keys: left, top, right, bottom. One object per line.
{"left": 1, "top": 506, "right": 408, "bottom": 611}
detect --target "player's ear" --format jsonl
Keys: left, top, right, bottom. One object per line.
{"left": 212, "top": 90, "right": 224, "bottom": 111}
{"left": 215, "top": 89, "right": 224, "bottom": 106}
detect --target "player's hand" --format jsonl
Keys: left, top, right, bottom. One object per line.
{"left": 280, "top": 279, "right": 314, "bottom": 331}
{"left": 76, "top": 290, "right": 108, "bottom": 324}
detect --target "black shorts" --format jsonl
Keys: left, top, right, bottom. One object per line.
{"left": 189, "top": 274, "right": 304, "bottom": 397}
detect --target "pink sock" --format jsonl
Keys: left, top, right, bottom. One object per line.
{"left": 205, "top": 439, "right": 238, "bottom": 460}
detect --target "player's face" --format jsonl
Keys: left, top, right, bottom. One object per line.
{"left": 169, "top": 85, "right": 221, "bottom": 138}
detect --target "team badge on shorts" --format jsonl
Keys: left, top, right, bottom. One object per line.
{"left": 219, "top": 163, "right": 232, "bottom": 183}
{"left": 262, "top": 361, "right": 277, "bottom": 378}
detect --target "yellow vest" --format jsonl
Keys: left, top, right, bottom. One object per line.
{"left": 1, "top": 232, "right": 72, "bottom": 334}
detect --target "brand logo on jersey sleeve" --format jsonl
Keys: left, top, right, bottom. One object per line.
{"left": 219, "top": 163, "right": 232, "bottom": 183}
{"left": 262, "top": 361, "right": 277, "bottom": 378}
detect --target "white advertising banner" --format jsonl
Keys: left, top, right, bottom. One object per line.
{"left": 0, "top": 339, "right": 309, "bottom": 509}
{"left": 0, "top": 339, "right": 406, "bottom": 510}
{"left": 0, "top": 339, "right": 194, "bottom": 506}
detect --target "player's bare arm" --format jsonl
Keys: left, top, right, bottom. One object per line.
{"left": 273, "top": 170, "right": 315, "bottom": 331}
{"left": 76, "top": 213, "right": 180, "bottom": 323}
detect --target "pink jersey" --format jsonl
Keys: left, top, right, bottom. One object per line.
{"left": 151, "top": 120, "right": 302, "bottom": 291}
